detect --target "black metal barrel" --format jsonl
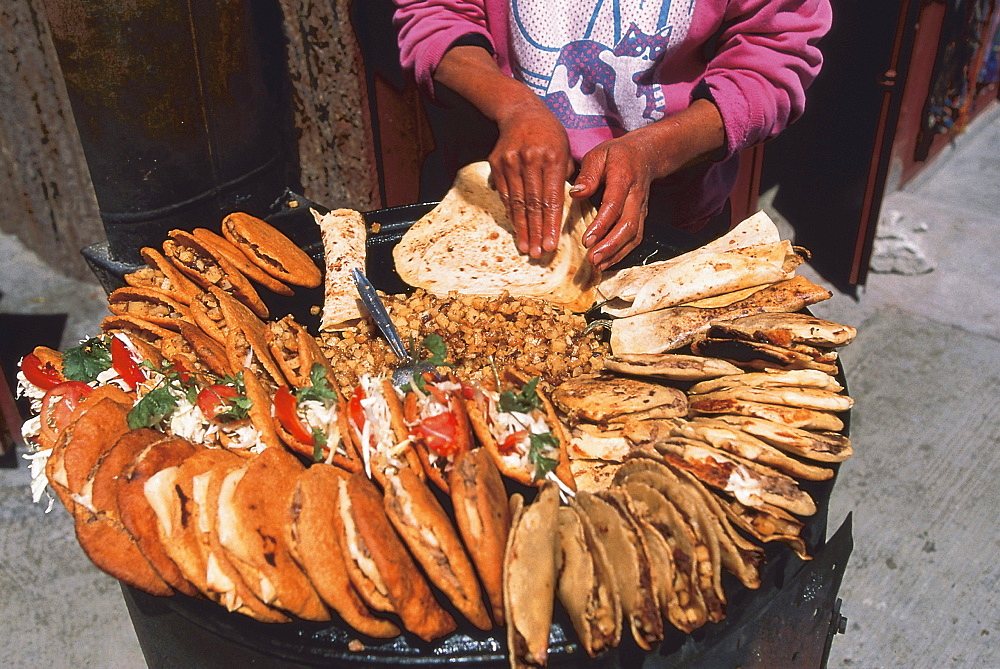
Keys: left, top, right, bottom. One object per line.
{"left": 41, "top": 0, "right": 297, "bottom": 265}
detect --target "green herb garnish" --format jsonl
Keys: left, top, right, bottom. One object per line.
{"left": 61, "top": 337, "right": 112, "bottom": 382}
{"left": 128, "top": 385, "right": 179, "bottom": 429}
{"left": 420, "top": 333, "right": 452, "bottom": 367}
{"left": 499, "top": 376, "right": 543, "bottom": 414}
{"left": 297, "top": 364, "right": 339, "bottom": 403}
{"left": 528, "top": 431, "right": 559, "bottom": 481}
{"left": 312, "top": 427, "right": 328, "bottom": 462}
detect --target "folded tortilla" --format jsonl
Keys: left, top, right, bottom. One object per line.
{"left": 393, "top": 161, "right": 598, "bottom": 313}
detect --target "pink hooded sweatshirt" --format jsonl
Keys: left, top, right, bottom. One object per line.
{"left": 393, "top": 0, "right": 832, "bottom": 231}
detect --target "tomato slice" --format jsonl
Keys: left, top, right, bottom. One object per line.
{"left": 110, "top": 336, "right": 146, "bottom": 390}
{"left": 21, "top": 353, "right": 64, "bottom": 391}
{"left": 197, "top": 385, "right": 239, "bottom": 421}
{"left": 169, "top": 356, "right": 192, "bottom": 382}
{"left": 416, "top": 411, "right": 460, "bottom": 457}
{"left": 274, "top": 385, "right": 314, "bottom": 445}
{"left": 348, "top": 386, "right": 366, "bottom": 433}
{"left": 38, "top": 381, "right": 94, "bottom": 445}
{"left": 499, "top": 430, "right": 528, "bottom": 456}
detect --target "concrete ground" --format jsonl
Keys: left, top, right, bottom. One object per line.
{"left": 1, "top": 109, "right": 998, "bottom": 668}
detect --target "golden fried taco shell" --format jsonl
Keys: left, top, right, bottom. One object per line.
{"left": 287, "top": 464, "right": 399, "bottom": 638}
{"left": 448, "top": 448, "right": 511, "bottom": 626}
{"left": 222, "top": 212, "right": 322, "bottom": 288}
{"left": 384, "top": 467, "right": 491, "bottom": 630}
{"left": 504, "top": 482, "right": 560, "bottom": 667}
{"left": 192, "top": 227, "right": 294, "bottom": 296}
{"left": 163, "top": 229, "right": 268, "bottom": 318}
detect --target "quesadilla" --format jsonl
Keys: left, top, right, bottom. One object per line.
{"left": 610, "top": 276, "right": 833, "bottom": 355}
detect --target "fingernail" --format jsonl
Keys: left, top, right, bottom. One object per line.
{"left": 591, "top": 253, "right": 602, "bottom": 265}
{"left": 569, "top": 184, "right": 584, "bottom": 193}
{"left": 583, "top": 234, "right": 595, "bottom": 246}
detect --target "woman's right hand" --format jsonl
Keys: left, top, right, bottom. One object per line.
{"left": 490, "top": 100, "right": 575, "bottom": 258}
{"left": 435, "top": 46, "right": 574, "bottom": 259}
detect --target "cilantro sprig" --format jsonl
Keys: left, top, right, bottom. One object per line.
{"left": 528, "top": 432, "right": 560, "bottom": 481}
{"left": 499, "top": 376, "right": 543, "bottom": 414}
{"left": 61, "top": 337, "right": 112, "bottom": 383}
{"left": 297, "top": 364, "right": 339, "bottom": 403}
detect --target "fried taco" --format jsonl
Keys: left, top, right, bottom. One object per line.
{"left": 209, "top": 285, "right": 286, "bottom": 390}
{"left": 117, "top": 434, "right": 204, "bottom": 598}
{"left": 555, "top": 503, "right": 622, "bottom": 658}
{"left": 124, "top": 246, "right": 202, "bottom": 305}
{"left": 334, "top": 472, "right": 457, "bottom": 641}
{"left": 221, "top": 211, "right": 322, "bottom": 288}
{"left": 448, "top": 448, "right": 512, "bottom": 626}
{"left": 74, "top": 427, "right": 175, "bottom": 596}
{"left": 402, "top": 372, "right": 475, "bottom": 492}
{"left": 651, "top": 438, "right": 817, "bottom": 516}
{"left": 614, "top": 454, "right": 764, "bottom": 590}
{"left": 618, "top": 479, "right": 722, "bottom": 626}
{"left": 192, "top": 226, "right": 294, "bottom": 296}
{"left": 107, "top": 286, "right": 192, "bottom": 332}
{"left": 504, "top": 482, "right": 560, "bottom": 667}
{"left": 266, "top": 315, "right": 336, "bottom": 389}
{"left": 343, "top": 375, "right": 423, "bottom": 486}
{"left": 383, "top": 467, "right": 492, "bottom": 630}
{"left": 285, "top": 464, "right": 400, "bottom": 638}
{"left": 271, "top": 369, "right": 361, "bottom": 471}
{"left": 162, "top": 229, "right": 268, "bottom": 318}
{"left": 573, "top": 490, "right": 663, "bottom": 649}
{"left": 215, "top": 447, "right": 330, "bottom": 621}
{"left": 464, "top": 371, "right": 575, "bottom": 490}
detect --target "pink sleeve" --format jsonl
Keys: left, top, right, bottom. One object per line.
{"left": 393, "top": 0, "right": 494, "bottom": 98}
{"left": 701, "top": 0, "right": 832, "bottom": 158}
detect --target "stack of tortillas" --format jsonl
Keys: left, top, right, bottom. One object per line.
{"left": 597, "top": 211, "right": 803, "bottom": 318}
{"left": 393, "top": 162, "right": 598, "bottom": 312}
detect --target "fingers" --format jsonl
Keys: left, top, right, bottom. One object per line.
{"left": 492, "top": 150, "right": 571, "bottom": 257}
{"left": 540, "top": 162, "right": 569, "bottom": 253}
{"left": 584, "top": 184, "right": 648, "bottom": 272}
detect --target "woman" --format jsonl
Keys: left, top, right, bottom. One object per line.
{"left": 393, "top": 0, "right": 832, "bottom": 271}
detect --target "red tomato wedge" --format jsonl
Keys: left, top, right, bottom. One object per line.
{"left": 169, "top": 356, "right": 192, "bottom": 382}
{"left": 348, "top": 386, "right": 366, "bottom": 432}
{"left": 274, "top": 385, "right": 313, "bottom": 445}
{"left": 499, "top": 430, "right": 528, "bottom": 456}
{"left": 21, "top": 353, "right": 64, "bottom": 391}
{"left": 415, "top": 411, "right": 460, "bottom": 457}
{"left": 110, "top": 336, "right": 146, "bottom": 390}
{"left": 38, "top": 381, "right": 93, "bottom": 445}
{"left": 196, "top": 385, "right": 239, "bottom": 422}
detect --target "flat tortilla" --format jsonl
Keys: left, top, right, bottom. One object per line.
{"left": 393, "top": 161, "right": 597, "bottom": 312}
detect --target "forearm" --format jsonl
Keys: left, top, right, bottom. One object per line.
{"left": 433, "top": 46, "right": 549, "bottom": 126}
{"left": 625, "top": 98, "right": 726, "bottom": 181}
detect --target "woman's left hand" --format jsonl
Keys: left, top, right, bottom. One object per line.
{"left": 571, "top": 99, "right": 726, "bottom": 271}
